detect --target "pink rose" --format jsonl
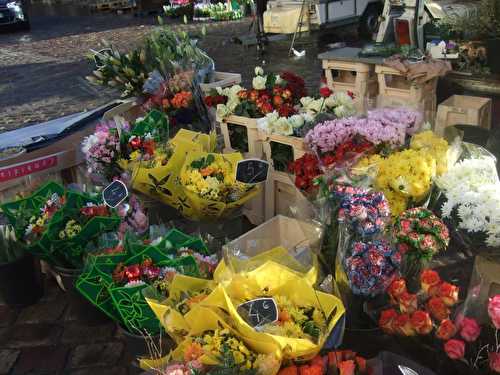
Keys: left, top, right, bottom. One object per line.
{"left": 489, "top": 295, "right": 500, "bottom": 329}
{"left": 444, "top": 339, "right": 465, "bottom": 360}
{"left": 459, "top": 317, "right": 481, "bottom": 342}
{"left": 490, "top": 352, "right": 500, "bottom": 373}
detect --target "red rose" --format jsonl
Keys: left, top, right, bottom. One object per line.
{"left": 260, "top": 102, "right": 274, "bottom": 114}
{"left": 436, "top": 319, "right": 457, "bottom": 340}
{"left": 388, "top": 278, "right": 407, "bottom": 304}
{"left": 273, "top": 95, "right": 284, "bottom": 107}
{"left": 444, "top": 339, "right": 465, "bottom": 360}
{"left": 130, "top": 137, "right": 142, "bottom": 149}
{"left": 420, "top": 269, "right": 441, "bottom": 294}
{"left": 379, "top": 308, "right": 398, "bottom": 334}
{"left": 204, "top": 96, "right": 213, "bottom": 107}
{"left": 438, "top": 282, "right": 459, "bottom": 306}
{"left": 489, "top": 352, "right": 500, "bottom": 373}
{"left": 273, "top": 86, "right": 283, "bottom": 96}
{"left": 237, "top": 89, "right": 248, "bottom": 100}
{"left": 427, "top": 297, "right": 450, "bottom": 321}
{"left": 459, "top": 317, "right": 481, "bottom": 342}
{"left": 399, "top": 292, "right": 418, "bottom": 314}
{"left": 394, "top": 313, "right": 416, "bottom": 336}
{"left": 410, "top": 310, "right": 433, "bottom": 335}
{"left": 249, "top": 90, "right": 259, "bottom": 102}
{"left": 319, "top": 86, "right": 333, "bottom": 98}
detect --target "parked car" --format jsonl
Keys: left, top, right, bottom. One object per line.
{"left": 0, "top": 0, "right": 30, "bottom": 30}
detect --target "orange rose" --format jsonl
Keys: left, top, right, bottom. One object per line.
{"left": 394, "top": 313, "right": 416, "bottom": 336}
{"left": 237, "top": 89, "right": 248, "bottom": 100}
{"left": 436, "top": 319, "right": 457, "bottom": 340}
{"left": 249, "top": 89, "right": 259, "bottom": 102}
{"left": 379, "top": 308, "right": 399, "bottom": 334}
{"left": 410, "top": 310, "right": 433, "bottom": 335}
{"left": 420, "top": 269, "right": 441, "bottom": 294}
{"left": 427, "top": 296, "right": 450, "bottom": 321}
{"left": 388, "top": 278, "right": 407, "bottom": 304}
{"left": 438, "top": 282, "right": 459, "bottom": 306}
{"left": 399, "top": 292, "right": 418, "bottom": 314}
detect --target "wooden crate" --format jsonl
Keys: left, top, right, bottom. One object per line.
{"left": 0, "top": 125, "right": 94, "bottom": 202}
{"left": 261, "top": 133, "right": 308, "bottom": 172}
{"left": 265, "top": 170, "right": 314, "bottom": 221}
{"left": 375, "top": 64, "right": 438, "bottom": 124}
{"left": 218, "top": 115, "right": 263, "bottom": 158}
{"left": 102, "top": 98, "right": 142, "bottom": 123}
{"left": 322, "top": 59, "right": 378, "bottom": 110}
{"left": 435, "top": 95, "right": 492, "bottom": 136}
{"left": 200, "top": 72, "right": 242, "bottom": 95}
{"left": 243, "top": 186, "right": 266, "bottom": 226}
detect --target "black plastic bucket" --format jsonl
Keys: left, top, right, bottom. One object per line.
{"left": 117, "top": 324, "right": 175, "bottom": 363}
{"left": 0, "top": 253, "right": 42, "bottom": 307}
{"left": 52, "top": 265, "right": 109, "bottom": 325}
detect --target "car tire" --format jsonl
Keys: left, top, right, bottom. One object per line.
{"left": 359, "top": 3, "right": 382, "bottom": 39}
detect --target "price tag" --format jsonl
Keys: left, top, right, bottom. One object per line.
{"left": 237, "top": 297, "right": 278, "bottom": 328}
{"left": 236, "top": 159, "right": 269, "bottom": 184}
{"left": 102, "top": 180, "right": 128, "bottom": 208}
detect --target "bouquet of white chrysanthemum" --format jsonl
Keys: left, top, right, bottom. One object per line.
{"left": 436, "top": 155, "right": 500, "bottom": 247}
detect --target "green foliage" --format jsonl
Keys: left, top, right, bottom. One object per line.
{"left": 87, "top": 25, "right": 212, "bottom": 97}
{"left": 270, "top": 142, "right": 294, "bottom": 172}
{"left": 190, "top": 154, "right": 215, "bottom": 169}
{"left": 206, "top": 345, "right": 258, "bottom": 375}
{"left": 439, "top": 0, "right": 500, "bottom": 39}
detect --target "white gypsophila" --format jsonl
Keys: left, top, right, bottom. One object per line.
{"left": 289, "top": 114, "right": 305, "bottom": 129}
{"left": 252, "top": 75, "right": 267, "bottom": 90}
{"left": 255, "top": 66, "right": 264, "bottom": 76}
{"left": 216, "top": 86, "right": 224, "bottom": 95}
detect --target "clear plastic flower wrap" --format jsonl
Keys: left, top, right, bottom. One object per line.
{"left": 435, "top": 143, "right": 500, "bottom": 249}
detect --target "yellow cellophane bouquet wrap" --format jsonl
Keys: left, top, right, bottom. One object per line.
{"left": 144, "top": 274, "right": 216, "bottom": 343}
{"left": 214, "top": 246, "right": 319, "bottom": 287}
{"left": 202, "top": 261, "right": 345, "bottom": 361}
{"left": 122, "top": 129, "right": 217, "bottom": 219}
{"left": 179, "top": 152, "right": 260, "bottom": 220}
{"left": 141, "top": 298, "right": 281, "bottom": 374}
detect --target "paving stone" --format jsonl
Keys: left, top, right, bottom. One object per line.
{"left": 0, "top": 349, "right": 20, "bottom": 374}
{"left": 67, "top": 367, "right": 127, "bottom": 375}
{"left": 11, "top": 346, "right": 68, "bottom": 375}
{"left": 16, "top": 301, "right": 67, "bottom": 324}
{"left": 40, "top": 278, "right": 65, "bottom": 303}
{"left": 0, "top": 305, "right": 18, "bottom": 328}
{"left": 67, "top": 342, "right": 124, "bottom": 369}
{"left": 61, "top": 323, "right": 116, "bottom": 344}
{"left": 5, "top": 324, "right": 62, "bottom": 348}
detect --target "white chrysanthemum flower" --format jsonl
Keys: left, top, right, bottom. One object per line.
{"left": 216, "top": 104, "right": 231, "bottom": 119}
{"left": 333, "top": 92, "right": 354, "bottom": 106}
{"left": 334, "top": 104, "right": 355, "bottom": 119}
{"left": 273, "top": 117, "right": 293, "bottom": 136}
{"left": 300, "top": 96, "right": 314, "bottom": 109}
{"left": 289, "top": 114, "right": 305, "bottom": 129}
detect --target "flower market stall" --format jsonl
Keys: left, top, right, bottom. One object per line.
{"left": 2, "top": 15, "right": 500, "bottom": 375}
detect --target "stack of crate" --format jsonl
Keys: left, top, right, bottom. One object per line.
{"left": 375, "top": 64, "right": 438, "bottom": 124}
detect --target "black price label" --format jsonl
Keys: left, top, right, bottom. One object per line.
{"left": 236, "top": 159, "right": 269, "bottom": 184}
{"left": 102, "top": 180, "right": 128, "bottom": 208}
{"left": 237, "top": 297, "right": 278, "bottom": 328}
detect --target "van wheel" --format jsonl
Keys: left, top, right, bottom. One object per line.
{"left": 359, "top": 3, "right": 382, "bottom": 39}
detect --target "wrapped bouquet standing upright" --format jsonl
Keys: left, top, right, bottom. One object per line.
{"left": 180, "top": 152, "right": 259, "bottom": 219}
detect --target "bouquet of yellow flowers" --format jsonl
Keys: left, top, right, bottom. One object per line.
{"left": 354, "top": 131, "right": 450, "bottom": 216}
{"left": 180, "top": 152, "right": 259, "bottom": 219}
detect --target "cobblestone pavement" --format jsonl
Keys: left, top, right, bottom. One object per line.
{"left": 0, "top": 9, "right": 359, "bottom": 132}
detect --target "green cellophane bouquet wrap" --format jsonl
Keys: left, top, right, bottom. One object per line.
{"left": 45, "top": 189, "right": 121, "bottom": 268}
{"left": 76, "top": 228, "right": 217, "bottom": 335}
{"left": 0, "top": 182, "right": 66, "bottom": 262}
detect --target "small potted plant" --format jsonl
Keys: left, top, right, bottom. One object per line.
{"left": 0, "top": 225, "right": 42, "bottom": 306}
